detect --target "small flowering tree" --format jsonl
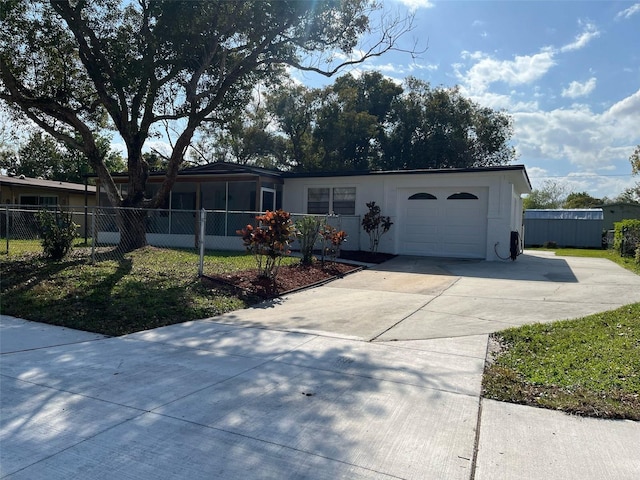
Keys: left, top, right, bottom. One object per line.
{"left": 237, "top": 210, "right": 297, "bottom": 279}
{"left": 361, "top": 201, "right": 393, "bottom": 253}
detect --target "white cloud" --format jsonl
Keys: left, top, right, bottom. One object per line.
{"left": 616, "top": 3, "right": 640, "bottom": 19}
{"left": 456, "top": 50, "right": 556, "bottom": 95}
{"left": 605, "top": 88, "right": 640, "bottom": 120}
{"left": 393, "top": 0, "right": 435, "bottom": 11}
{"left": 560, "top": 22, "right": 600, "bottom": 52}
{"left": 408, "top": 62, "right": 438, "bottom": 72}
{"left": 561, "top": 77, "right": 597, "bottom": 98}
{"left": 513, "top": 89, "right": 640, "bottom": 175}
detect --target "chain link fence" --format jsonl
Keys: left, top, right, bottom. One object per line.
{"left": 2, "top": 205, "right": 361, "bottom": 275}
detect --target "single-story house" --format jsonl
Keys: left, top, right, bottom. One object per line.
{"left": 0, "top": 174, "right": 96, "bottom": 207}
{"left": 98, "top": 162, "right": 531, "bottom": 261}
{"left": 1, "top": 174, "right": 97, "bottom": 238}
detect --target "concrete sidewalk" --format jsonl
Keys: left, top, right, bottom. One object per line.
{"left": 1, "top": 251, "right": 639, "bottom": 479}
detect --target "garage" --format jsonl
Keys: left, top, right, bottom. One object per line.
{"left": 398, "top": 187, "right": 488, "bottom": 258}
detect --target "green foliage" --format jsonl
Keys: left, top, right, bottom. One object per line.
{"left": 362, "top": 201, "right": 393, "bottom": 253}
{"left": 296, "top": 216, "right": 322, "bottom": 266}
{"left": 35, "top": 209, "right": 78, "bottom": 260}
{"left": 319, "top": 223, "right": 348, "bottom": 264}
{"left": 483, "top": 303, "right": 640, "bottom": 419}
{"left": 563, "top": 191, "right": 602, "bottom": 208}
{"left": 613, "top": 219, "right": 640, "bottom": 256}
{"left": 263, "top": 72, "right": 516, "bottom": 172}
{"left": 522, "top": 180, "right": 568, "bottom": 209}
{"left": 238, "top": 210, "right": 297, "bottom": 279}
{"left": 0, "top": 131, "right": 124, "bottom": 183}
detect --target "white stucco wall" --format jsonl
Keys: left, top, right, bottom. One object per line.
{"left": 282, "top": 168, "right": 530, "bottom": 260}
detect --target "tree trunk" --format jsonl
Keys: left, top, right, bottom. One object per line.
{"left": 114, "top": 207, "right": 148, "bottom": 252}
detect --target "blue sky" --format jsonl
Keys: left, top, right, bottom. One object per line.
{"left": 294, "top": 0, "right": 640, "bottom": 199}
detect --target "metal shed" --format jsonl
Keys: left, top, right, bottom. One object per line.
{"left": 524, "top": 209, "right": 604, "bottom": 248}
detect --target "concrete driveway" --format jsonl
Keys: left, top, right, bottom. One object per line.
{"left": 1, "top": 251, "right": 639, "bottom": 479}
{"left": 218, "top": 250, "right": 640, "bottom": 341}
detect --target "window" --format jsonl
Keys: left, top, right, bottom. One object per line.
{"left": 447, "top": 192, "right": 478, "bottom": 200}
{"left": 307, "top": 188, "right": 330, "bottom": 214}
{"left": 332, "top": 187, "right": 356, "bottom": 215}
{"left": 307, "top": 187, "right": 355, "bottom": 215}
{"left": 20, "top": 195, "right": 58, "bottom": 206}
{"left": 408, "top": 193, "right": 437, "bottom": 200}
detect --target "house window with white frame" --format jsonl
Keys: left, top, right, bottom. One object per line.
{"left": 307, "top": 187, "right": 355, "bottom": 215}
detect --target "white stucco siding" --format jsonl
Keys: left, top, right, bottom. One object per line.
{"left": 282, "top": 168, "right": 530, "bottom": 260}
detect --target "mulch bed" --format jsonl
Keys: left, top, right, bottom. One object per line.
{"left": 202, "top": 251, "right": 394, "bottom": 300}
{"left": 202, "top": 261, "right": 361, "bottom": 299}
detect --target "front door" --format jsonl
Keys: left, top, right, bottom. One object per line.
{"left": 260, "top": 187, "right": 276, "bottom": 212}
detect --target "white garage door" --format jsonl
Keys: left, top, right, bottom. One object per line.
{"left": 399, "top": 188, "right": 488, "bottom": 258}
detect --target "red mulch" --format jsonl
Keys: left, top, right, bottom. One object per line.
{"left": 202, "top": 251, "right": 395, "bottom": 300}
{"left": 202, "top": 261, "right": 361, "bottom": 299}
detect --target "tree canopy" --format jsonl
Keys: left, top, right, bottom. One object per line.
{"left": 1, "top": 0, "right": 413, "bottom": 249}
{"left": 203, "top": 73, "right": 517, "bottom": 172}
{"left": 0, "top": 130, "right": 124, "bottom": 183}
{"left": 522, "top": 180, "right": 568, "bottom": 210}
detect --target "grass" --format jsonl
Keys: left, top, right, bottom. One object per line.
{"left": 483, "top": 304, "right": 640, "bottom": 420}
{"left": 0, "top": 241, "right": 296, "bottom": 336}
{"left": 529, "top": 246, "right": 640, "bottom": 275}
{"left": 484, "top": 247, "right": 640, "bottom": 420}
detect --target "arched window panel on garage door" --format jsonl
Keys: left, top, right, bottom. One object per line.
{"left": 408, "top": 193, "right": 437, "bottom": 200}
{"left": 447, "top": 192, "right": 478, "bottom": 200}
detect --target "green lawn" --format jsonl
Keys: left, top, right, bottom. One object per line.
{"left": 529, "top": 246, "right": 640, "bottom": 275}
{"left": 484, "top": 247, "right": 640, "bottom": 420}
{"left": 1, "top": 243, "right": 296, "bottom": 336}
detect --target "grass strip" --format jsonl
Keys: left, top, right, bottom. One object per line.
{"left": 483, "top": 303, "right": 640, "bottom": 420}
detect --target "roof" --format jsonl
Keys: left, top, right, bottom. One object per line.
{"left": 180, "top": 162, "right": 282, "bottom": 178}
{"left": 524, "top": 209, "right": 604, "bottom": 220}
{"left": 596, "top": 202, "right": 640, "bottom": 209}
{"left": 98, "top": 161, "right": 532, "bottom": 193}
{"left": 283, "top": 164, "right": 532, "bottom": 193}
{"left": 0, "top": 175, "right": 96, "bottom": 193}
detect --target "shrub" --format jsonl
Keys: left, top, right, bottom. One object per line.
{"left": 361, "top": 201, "right": 392, "bottom": 253}
{"left": 320, "top": 224, "right": 347, "bottom": 264}
{"left": 35, "top": 208, "right": 78, "bottom": 260}
{"left": 295, "top": 216, "right": 322, "bottom": 266}
{"left": 613, "top": 219, "right": 640, "bottom": 257}
{"left": 237, "top": 210, "right": 297, "bottom": 279}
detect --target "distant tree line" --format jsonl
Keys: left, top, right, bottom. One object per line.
{"left": 192, "top": 71, "right": 517, "bottom": 172}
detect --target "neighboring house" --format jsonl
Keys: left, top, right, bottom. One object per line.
{"left": 1, "top": 174, "right": 97, "bottom": 238}
{"left": 98, "top": 162, "right": 531, "bottom": 260}
{"left": 598, "top": 203, "right": 640, "bottom": 231}
{"left": 523, "top": 209, "right": 603, "bottom": 248}
{"left": 1, "top": 174, "right": 96, "bottom": 207}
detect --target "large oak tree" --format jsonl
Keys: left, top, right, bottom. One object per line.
{"left": 0, "top": 0, "right": 413, "bottom": 250}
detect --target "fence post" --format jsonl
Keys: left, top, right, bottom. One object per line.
{"left": 91, "top": 206, "right": 97, "bottom": 263}
{"left": 4, "top": 205, "right": 9, "bottom": 254}
{"left": 198, "top": 208, "right": 206, "bottom": 276}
